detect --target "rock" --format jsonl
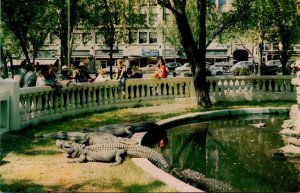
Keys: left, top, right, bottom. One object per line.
{"left": 249, "top": 123, "right": 266, "bottom": 128}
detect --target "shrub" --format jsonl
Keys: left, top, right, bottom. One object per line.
{"left": 233, "top": 67, "right": 241, "bottom": 76}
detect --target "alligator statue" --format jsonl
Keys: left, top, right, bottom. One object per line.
{"left": 56, "top": 139, "right": 170, "bottom": 172}
{"left": 42, "top": 131, "right": 138, "bottom": 145}
{"left": 171, "top": 168, "right": 235, "bottom": 192}
{"left": 83, "top": 122, "right": 160, "bottom": 137}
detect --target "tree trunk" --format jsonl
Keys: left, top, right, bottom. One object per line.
{"left": 172, "top": 2, "right": 211, "bottom": 108}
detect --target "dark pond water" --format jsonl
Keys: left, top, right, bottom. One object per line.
{"left": 145, "top": 114, "right": 300, "bottom": 192}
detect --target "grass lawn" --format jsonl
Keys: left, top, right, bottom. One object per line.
{"left": 0, "top": 101, "right": 294, "bottom": 192}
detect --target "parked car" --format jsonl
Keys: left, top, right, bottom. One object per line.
{"left": 261, "top": 60, "right": 282, "bottom": 75}
{"left": 166, "top": 62, "right": 182, "bottom": 73}
{"left": 230, "top": 61, "right": 255, "bottom": 75}
{"left": 209, "top": 62, "right": 233, "bottom": 76}
{"left": 173, "top": 63, "right": 191, "bottom": 76}
{"left": 139, "top": 64, "right": 158, "bottom": 74}
{"left": 265, "top": 60, "right": 281, "bottom": 67}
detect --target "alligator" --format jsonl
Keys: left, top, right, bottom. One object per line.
{"left": 56, "top": 139, "right": 170, "bottom": 172}
{"left": 42, "top": 131, "right": 138, "bottom": 145}
{"left": 171, "top": 168, "right": 235, "bottom": 192}
{"left": 83, "top": 122, "right": 160, "bottom": 137}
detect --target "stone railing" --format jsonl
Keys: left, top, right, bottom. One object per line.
{"left": 0, "top": 75, "right": 296, "bottom": 134}
{"left": 207, "top": 75, "right": 296, "bottom": 102}
{"left": 0, "top": 77, "right": 193, "bottom": 133}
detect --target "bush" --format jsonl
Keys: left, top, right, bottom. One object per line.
{"left": 233, "top": 67, "right": 241, "bottom": 76}
{"left": 233, "top": 67, "right": 253, "bottom": 76}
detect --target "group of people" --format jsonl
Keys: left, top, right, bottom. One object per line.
{"left": 17, "top": 57, "right": 169, "bottom": 96}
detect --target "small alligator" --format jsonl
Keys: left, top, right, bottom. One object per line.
{"left": 83, "top": 122, "right": 160, "bottom": 137}
{"left": 56, "top": 139, "right": 170, "bottom": 172}
{"left": 172, "top": 168, "right": 235, "bottom": 192}
{"left": 42, "top": 131, "right": 138, "bottom": 145}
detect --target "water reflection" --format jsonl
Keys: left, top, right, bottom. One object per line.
{"left": 150, "top": 114, "right": 300, "bottom": 192}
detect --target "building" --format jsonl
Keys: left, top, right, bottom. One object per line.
{"left": 14, "top": 0, "right": 299, "bottom": 70}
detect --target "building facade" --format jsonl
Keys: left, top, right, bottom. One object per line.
{"left": 17, "top": 0, "right": 299, "bottom": 70}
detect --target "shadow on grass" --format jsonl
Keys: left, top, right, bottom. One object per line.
{"left": 67, "top": 177, "right": 167, "bottom": 192}
{"left": 0, "top": 178, "right": 63, "bottom": 192}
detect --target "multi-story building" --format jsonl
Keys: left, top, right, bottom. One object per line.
{"left": 16, "top": 0, "right": 299, "bottom": 70}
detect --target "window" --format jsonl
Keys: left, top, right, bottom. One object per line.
{"left": 49, "top": 33, "right": 56, "bottom": 44}
{"left": 149, "top": 32, "right": 157, "bottom": 44}
{"left": 73, "top": 33, "right": 81, "bottom": 44}
{"left": 82, "top": 33, "right": 90, "bottom": 45}
{"left": 149, "top": 0, "right": 157, "bottom": 6}
{"left": 95, "top": 33, "right": 104, "bottom": 44}
{"left": 219, "top": 0, "right": 226, "bottom": 6}
{"left": 149, "top": 14, "right": 158, "bottom": 26}
{"left": 139, "top": 32, "right": 147, "bottom": 44}
{"left": 140, "top": 14, "right": 147, "bottom": 23}
{"left": 129, "top": 32, "right": 137, "bottom": 44}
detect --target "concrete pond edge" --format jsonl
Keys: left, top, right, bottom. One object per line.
{"left": 131, "top": 107, "right": 290, "bottom": 192}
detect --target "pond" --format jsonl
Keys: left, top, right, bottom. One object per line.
{"left": 145, "top": 114, "right": 300, "bottom": 192}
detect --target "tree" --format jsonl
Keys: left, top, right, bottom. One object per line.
{"left": 47, "top": 0, "right": 89, "bottom": 68}
{"left": 86, "top": 0, "right": 144, "bottom": 79}
{"left": 0, "top": 23, "right": 21, "bottom": 79}
{"left": 269, "top": 0, "right": 300, "bottom": 75}
{"left": 159, "top": 13, "right": 182, "bottom": 62}
{"left": 1, "top": 0, "right": 49, "bottom": 65}
{"left": 157, "top": 0, "right": 253, "bottom": 108}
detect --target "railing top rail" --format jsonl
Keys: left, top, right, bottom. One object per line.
{"left": 207, "top": 75, "right": 295, "bottom": 81}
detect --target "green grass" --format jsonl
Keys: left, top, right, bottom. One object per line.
{"left": 0, "top": 101, "right": 294, "bottom": 192}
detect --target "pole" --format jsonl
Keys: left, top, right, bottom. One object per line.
{"left": 67, "top": 0, "right": 71, "bottom": 71}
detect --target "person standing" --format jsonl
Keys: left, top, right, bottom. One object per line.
{"left": 24, "top": 64, "right": 37, "bottom": 87}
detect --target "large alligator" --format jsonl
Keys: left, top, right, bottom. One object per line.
{"left": 56, "top": 139, "right": 170, "bottom": 172}
{"left": 172, "top": 168, "right": 235, "bottom": 192}
{"left": 83, "top": 122, "right": 160, "bottom": 137}
{"left": 42, "top": 131, "right": 138, "bottom": 145}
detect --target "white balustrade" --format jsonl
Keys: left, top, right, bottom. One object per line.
{"left": 0, "top": 75, "right": 296, "bottom": 133}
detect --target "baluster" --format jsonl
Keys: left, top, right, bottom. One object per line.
{"left": 87, "top": 87, "right": 92, "bottom": 107}
{"left": 262, "top": 80, "right": 267, "bottom": 91}
{"left": 107, "top": 86, "right": 112, "bottom": 104}
{"left": 113, "top": 85, "right": 118, "bottom": 102}
{"left": 82, "top": 87, "right": 87, "bottom": 107}
{"left": 162, "top": 81, "right": 168, "bottom": 97}
{"left": 60, "top": 91, "right": 64, "bottom": 112}
{"left": 65, "top": 89, "right": 70, "bottom": 110}
{"left": 124, "top": 84, "right": 129, "bottom": 101}
{"left": 141, "top": 84, "right": 145, "bottom": 97}
{"left": 174, "top": 82, "right": 178, "bottom": 97}
{"left": 130, "top": 84, "right": 135, "bottom": 100}
{"left": 185, "top": 81, "right": 190, "bottom": 97}
{"left": 25, "top": 95, "right": 31, "bottom": 120}
{"left": 31, "top": 94, "right": 37, "bottom": 118}
{"left": 70, "top": 89, "right": 75, "bottom": 109}
{"left": 220, "top": 80, "right": 225, "bottom": 96}
{"left": 19, "top": 96, "right": 26, "bottom": 121}
{"left": 103, "top": 86, "right": 108, "bottom": 104}
{"left": 54, "top": 93, "right": 59, "bottom": 113}
{"left": 97, "top": 86, "right": 103, "bottom": 105}
{"left": 37, "top": 93, "right": 43, "bottom": 115}
{"left": 91, "top": 87, "right": 97, "bottom": 107}
{"left": 146, "top": 84, "right": 151, "bottom": 98}
{"left": 44, "top": 93, "right": 49, "bottom": 115}
{"left": 76, "top": 88, "right": 81, "bottom": 108}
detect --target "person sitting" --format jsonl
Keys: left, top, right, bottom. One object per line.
{"left": 23, "top": 64, "right": 37, "bottom": 87}
{"left": 115, "top": 59, "right": 128, "bottom": 95}
{"left": 36, "top": 65, "right": 62, "bottom": 96}
{"left": 151, "top": 59, "right": 168, "bottom": 79}
{"left": 56, "top": 65, "right": 72, "bottom": 86}
{"left": 74, "top": 62, "right": 95, "bottom": 85}
{"left": 95, "top": 68, "right": 108, "bottom": 82}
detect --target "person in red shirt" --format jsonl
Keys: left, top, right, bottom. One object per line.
{"left": 152, "top": 58, "right": 168, "bottom": 79}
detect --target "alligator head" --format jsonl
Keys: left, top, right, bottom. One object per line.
{"left": 56, "top": 139, "right": 80, "bottom": 158}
